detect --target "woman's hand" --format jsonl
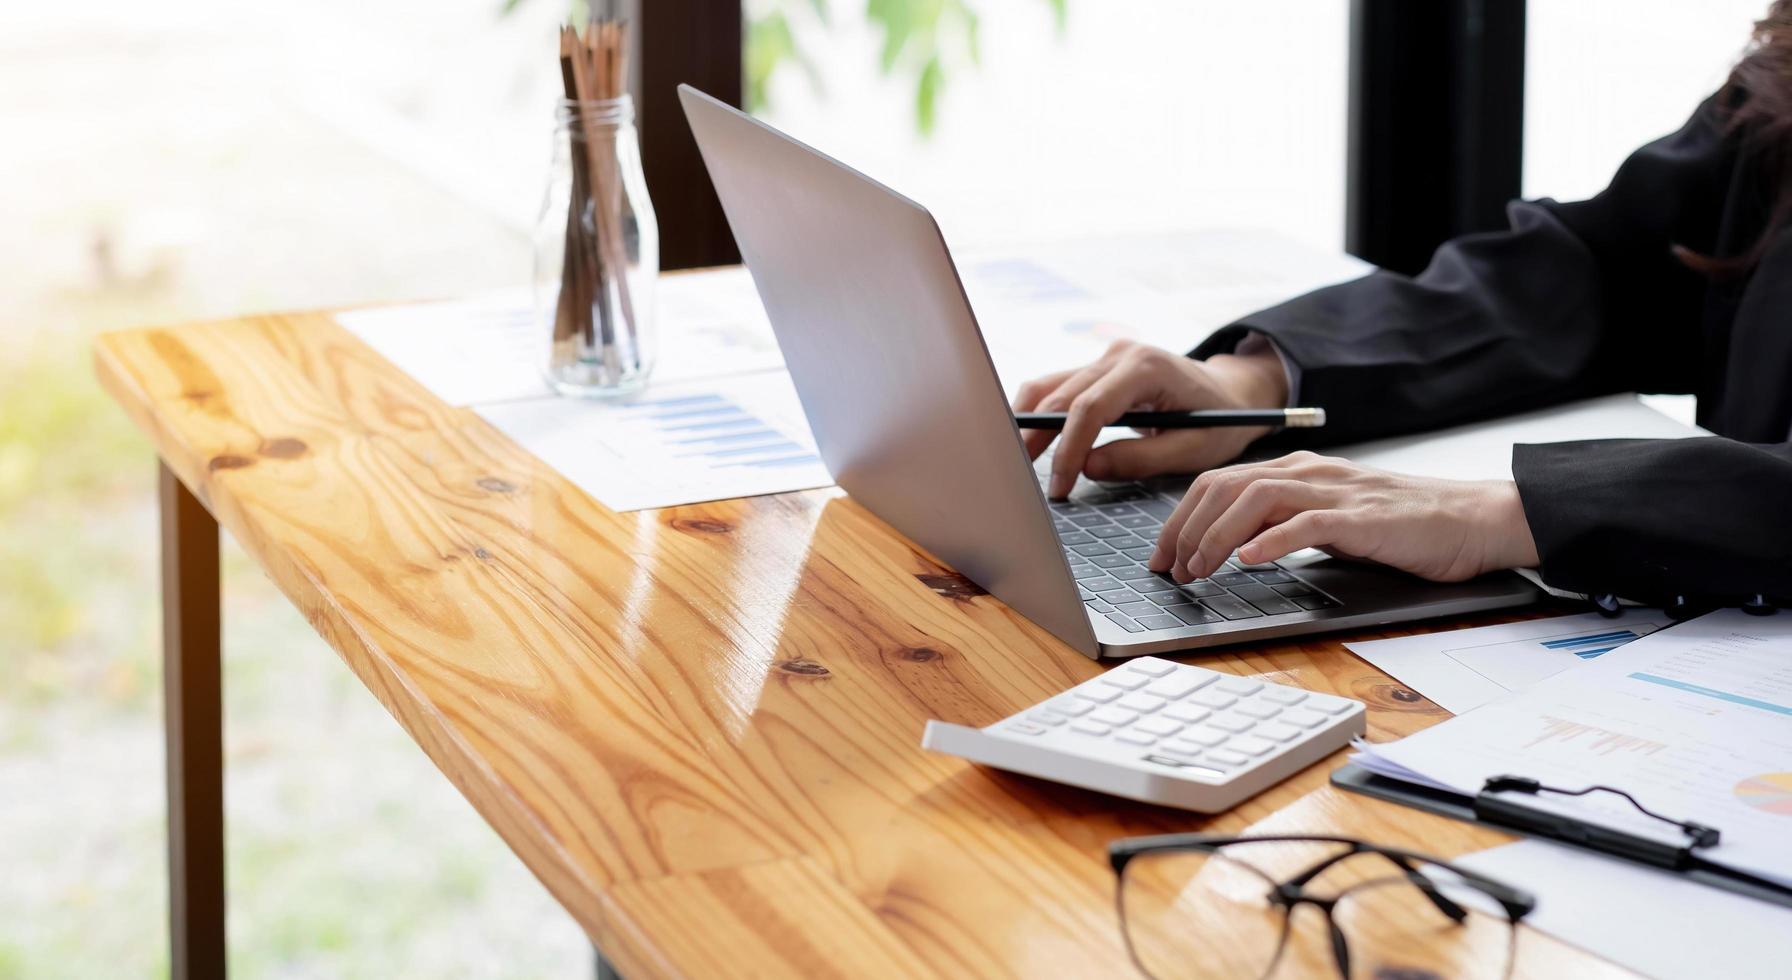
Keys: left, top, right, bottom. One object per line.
{"left": 1011, "top": 339, "right": 1289, "bottom": 498}
{"left": 1147, "top": 452, "right": 1541, "bottom": 583}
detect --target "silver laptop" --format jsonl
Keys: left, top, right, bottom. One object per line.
{"left": 679, "top": 86, "right": 1537, "bottom": 659}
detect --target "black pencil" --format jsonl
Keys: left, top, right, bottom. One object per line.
{"left": 1012, "top": 408, "right": 1325, "bottom": 430}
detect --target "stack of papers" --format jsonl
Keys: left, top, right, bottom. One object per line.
{"left": 1354, "top": 608, "right": 1792, "bottom": 888}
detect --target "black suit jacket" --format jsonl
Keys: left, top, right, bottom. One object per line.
{"left": 1193, "top": 94, "right": 1792, "bottom": 603}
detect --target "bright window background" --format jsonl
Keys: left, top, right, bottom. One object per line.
{"left": 751, "top": 0, "right": 1349, "bottom": 252}
{"left": 1526, "top": 0, "right": 1764, "bottom": 201}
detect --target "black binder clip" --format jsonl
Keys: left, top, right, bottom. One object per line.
{"left": 1476, "top": 775, "right": 1720, "bottom": 869}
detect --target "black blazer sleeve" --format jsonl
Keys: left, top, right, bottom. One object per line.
{"left": 1515, "top": 438, "right": 1792, "bottom": 601}
{"left": 1188, "top": 95, "right": 1792, "bottom": 601}
{"left": 1191, "top": 95, "right": 1735, "bottom": 446}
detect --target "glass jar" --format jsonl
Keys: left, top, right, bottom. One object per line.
{"left": 533, "top": 96, "right": 659, "bottom": 396}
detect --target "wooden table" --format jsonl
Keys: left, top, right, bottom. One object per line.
{"left": 95, "top": 310, "right": 1631, "bottom": 979}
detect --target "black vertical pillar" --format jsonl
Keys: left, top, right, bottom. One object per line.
{"left": 636, "top": 0, "right": 744, "bottom": 270}
{"left": 1347, "top": 0, "right": 1526, "bottom": 274}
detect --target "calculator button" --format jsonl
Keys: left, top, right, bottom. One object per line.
{"left": 1203, "top": 749, "right": 1250, "bottom": 768}
{"left": 1190, "top": 690, "right": 1237, "bottom": 710}
{"left": 1236, "top": 702, "right": 1282, "bottom": 720}
{"left": 1215, "top": 678, "right": 1264, "bottom": 696}
{"left": 1100, "top": 672, "right": 1149, "bottom": 692}
{"left": 1118, "top": 693, "right": 1167, "bottom": 714}
{"left": 1130, "top": 659, "right": 1175, "bottom": 677}
{"left": 1180, "top": 726, "right": 1231, "bottom": 747}
{"left": 1090, "top": 707, "right": 1139, "bottom": 727}
{"left": 1050, "top": 698, "right": 1095, "bottom": 717}
{"left": 1115, "top": 731, "right": 1157, "bottom": 746}
{"left": 1027, "top": 711, "right": 1069, "bottom": 726}
{"left": 1262, "top": 689, "right": 1308, "bottom": 706}
{"left": 1070, "top": 720, "right": 1112, "bottom": 736}
{"left": 1229, "top": 736, "right": 1276, "bottom": 756}
{"left": 1256, "top": 722, "right": 1302, "bottom": 742}
{"left": 1160, "top": 738, "right": 1207, "bottom": 756}
{"left": 1161, "top": 703, "right": 1212, "bottom": 725}
{"left": 1147, "top": 674, "right": 1207, "bottom": 700}
{"left": 1281, "top": 708, "right": 1328, "bottom": 728}
{"left": 1208, "top": 714, "right": 1256, "bottom": 734}
{"left": 1308, "top": 698, "right": 1355, "bottom": 715}
{"left": 1134, "top": 717, "right": 1184, "bottom": 737}
{"left": 1006, "top": 722, "right": 1047, "bottom": 736}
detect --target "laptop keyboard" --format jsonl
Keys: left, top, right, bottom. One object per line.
{"left": 1042, "top": 477, "right": 1342, "bottom": 634}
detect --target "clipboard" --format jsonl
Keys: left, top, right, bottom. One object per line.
{"left": 1331, "top": 762, "right": 1792, "bottom": 910}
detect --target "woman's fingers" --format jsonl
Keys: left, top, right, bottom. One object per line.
{"left": 1181, "top": 479, "right": 1337, "bottom": 579}
{"left": 1048, "top": 360, "right": 1151, "bottom": 498}
{"left": 1239, "top": 510, "right": 1356, "bottom": 566}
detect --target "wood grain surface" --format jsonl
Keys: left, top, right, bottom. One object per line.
{"left": 95, "top": 310, "right": 1633, "bottom": 978}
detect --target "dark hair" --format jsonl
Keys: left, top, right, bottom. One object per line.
{"left": 1677, "top": 0, "right": 1792, "bottom": 277}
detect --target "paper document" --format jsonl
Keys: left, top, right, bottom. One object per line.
{"left": 1456, "top": 840, "right": 1792, "bottom": 980}
{"left": 1330, "top": 392, "right": 1709, "bottom": 482}
{"left": 1356, "top": 609, "right": 1792, "bottom": 887}
{"left": 959, "top": 230, "right": 1372, "bottom": 395}
{"left": 476, "top": 371, "right": 830, "bottom": 512}
{"left": 334, "top": 269, "right": 785, "bottom": 408}
{"left": 336, "top": 287, "right": 547, "bottom": 406}
{"left": 1344, "top": 611, "right": 1667, "bottom": 715}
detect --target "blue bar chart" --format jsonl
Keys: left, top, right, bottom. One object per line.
{"left": 476, "top": 371, "right": 833, "bottom": 511}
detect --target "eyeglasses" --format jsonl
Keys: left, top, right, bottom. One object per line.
{"left": 1109, "top": 834, "right": 1536, "bottom": 980}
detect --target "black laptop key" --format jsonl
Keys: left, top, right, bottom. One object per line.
{"left": 1113, "top": 564, "right": 1160, "bottom": 581}
{"left": 1232, "top": 559, "right": 1281, "bottom": 572}
{"left": 1146, "top": 590, "right": 1188, "bottom": 606}
{"left": 1111, "top": 599, "right": 1156, "bottom": 617}
{"left": 1115, "top": 514, "right": 1158, "bottom": 529}
{"left": 1105, "top": 612, "right": 1145, "bottom": 633}
{"left": 1096, "top": 502, "right": 1139, "bottom": 515}
{"left": 1202, "top": 593, "right": 1264, "bottom": 620}
{"left": 1058, "top": 530, "right": 1096, "bottom": 546}
{"left": 1083, "top": 577, "right": 1130, "bottom": 593}
{"left": 1122, "top": 546, "right": 1157, "bottom": 561}
{"left": 1228, "top": 583, "right": 1303, "bottom": 616}
{"left": 1211, "top": 572, "right": 1254, "bottom": 588}
{"left": 1073, "top": 565, "right": 1111, "bottom": 581}
{"left": 1134, "top": 498, "right": 1176, "bottom": 519}
{"left": 1088, "top": 525, "right": 1134, "bottom": 539}
{"left": 1164, "top": 603, "right": 1223, "bottom": 626}
{"left": 1294, "top": 593, "right": 1342, "bottom": 611}
{"left": 1178, "top": 580, "right": 1226, "bottom": 598}
{"left": 1068, "top": 512, "right": 1112, "bottom": 527}
{"left": 1090, "top": 553, "right": 1132, "bottom": 569}
{"left": 1078, "top": 587, "right": 1096, "bottom": 600}
{"left": 1071, "top": 542, "right": 1116, "bottom": 557}
{"left": 1130, "top": 577, "right": 1179, "bottom": 595}
{"left": 1086, "top": 598, "right": 1116, "bottom": 613}
{"left": 1250, "top": 570, "right": 1296, "bottom": 585}
{"left": 1064, "top": 551, "right": 1090, "bottom": 565}
{"left": 1135, "top": 614, "right": 1185, "bottom": 631}
{"left": 1272, "top": 581, "right": 1315, "bottom": 597}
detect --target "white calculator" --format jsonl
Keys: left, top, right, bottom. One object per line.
{"left": 922, "top": 657, "right": 1365, "bottom": 813}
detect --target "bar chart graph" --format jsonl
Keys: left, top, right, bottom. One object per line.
{"left": 477, "top": 371, "right": 833, "bottom": 511}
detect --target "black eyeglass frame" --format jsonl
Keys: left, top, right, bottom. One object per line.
{"left": 1107, "top": 833, "right": 1538, "bottom": 980}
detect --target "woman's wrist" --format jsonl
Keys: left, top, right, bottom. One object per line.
{"left": 1477, "top": 479, "right": 1541, "bottom": 572}
{"left": 1204, "top": 347, "right": 1290, "bottom": 411}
